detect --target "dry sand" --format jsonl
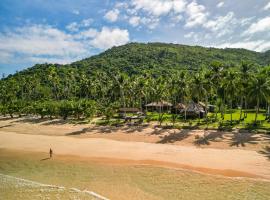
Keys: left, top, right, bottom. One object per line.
{"left": 1, "top": 130, "right": 270, "bottom": 180}
{"left": 1, "top": 117, "right": 270, "bottom": 151}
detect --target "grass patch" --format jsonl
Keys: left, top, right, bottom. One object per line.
{"left": 144, "top": 110, "right": 270, "bottom": 132}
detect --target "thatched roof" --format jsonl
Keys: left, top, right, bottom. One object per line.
{"left": 118, "top": 108, "right": 141, "bottom": 113}
{"left": 185, "top": 102, "right": 205, "bottom": 113}
{"left": 198, "top": 101, "right": 206, "bottom": 108}
{"left": 145, "top": 101, "right": 172, "bottom": 107}
{"left": 175, "top": 103, "right": 186, "bottom": 109}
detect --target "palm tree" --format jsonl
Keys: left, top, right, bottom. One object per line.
{"left": 223, "top": 69, "right": 238, "bottom": 125}
{"left": 248, "top": 75, "right": 270, "bottom": 124}
{"left": 239, "top": 62, "right": 252, "bottom": 121}
{"left": 190, "top": 69, "right": 211, "bottom": 123}
{"left": 209, "top": 62, "right": 224, "bottom": 120}
{"left": 177, "top": 71, "right": 189, "bottom": 121}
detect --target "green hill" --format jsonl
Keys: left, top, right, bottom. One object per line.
{"left": 72, "top": 42, "right": 268, "bottom": 73}
{"left": 3, "top": 42, "right": 269, "bottom": 81}
{"left": 0, "top": 42, "right": 270, "bottom": 126}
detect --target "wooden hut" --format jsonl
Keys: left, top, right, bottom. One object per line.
{"left": 145, "top": 101, "right": 172, "bottom": 112}
{"left": 178, "top": 102, "right": 205, "bottom": 118}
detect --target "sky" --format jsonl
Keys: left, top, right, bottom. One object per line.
{"left": 1, "top": 0, "right": 270, "bottom": 75}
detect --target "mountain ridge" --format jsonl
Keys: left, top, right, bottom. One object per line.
{"left": 3, "top": 42, "right": 270, "bottom": 80}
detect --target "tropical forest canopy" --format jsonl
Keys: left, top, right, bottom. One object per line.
{"left": 0, "top": 42, "right": 269, "bottom": 122}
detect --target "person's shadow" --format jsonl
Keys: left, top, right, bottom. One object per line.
{"left": 40, "top": 157, "right": 51, "bottom": 161}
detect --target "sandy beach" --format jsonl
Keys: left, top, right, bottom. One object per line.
{"left": 1, "top": 124, "right": 270, "bottom": 179}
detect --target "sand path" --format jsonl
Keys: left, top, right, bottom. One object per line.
{"left": 0, "top": 131, "right": 270, "bottom": 180}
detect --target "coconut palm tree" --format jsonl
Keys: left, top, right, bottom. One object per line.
{"left": 248, "top": 75, "right": 270, "bottom": 124}
{"left": 239, "top": 62, "right": 252, "bottom": 121}
{"left": 223, "top": 69, "right": 238, "bottom": 125}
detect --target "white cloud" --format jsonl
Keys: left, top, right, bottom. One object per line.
{"left": 131, "top": 0, "right": 187, "bottom": 16}
{"left": 72, "top": 10, "right": 80, "bottom": 15}
{"left": 0, "top": 25, "right": 87, "bottom": 57}
{"left": 216, "top": 40, "right": 270, "bottom": 52}
{"left": 184, "top": 31, "right": 195, "bottom": 38}
{"left": 104, "top": 9, "right": 120, "bottom": 22}
{"left": 0, "top": 51, "right": 13, "bottom": 64}
{"left": 91, "top": 27, "right": 129, "bottom": 49}
{"left": 171, "top": 15, "right": 183, "bottom": 23}
{"left": 0, "top": 23, "right": 131, "bottom": 65}
{"left": 239, "top": 17, "right": 254, "bottom": 26}
{"left": 66, "top": 18, "right": 93, "bottom": 32}
{"left": 140, "top": 17, "right": 160, "bottom": 29}
{"left": 217, "top": 2, "right": 224, "bottom": 8}
{"left": 66, "top": 22, "right": 79, "bottom": 32}
{"left": 75, "top": 28, "right": 98, "bottom": 39}
{"left": 263, "top": 2, "right": 270, "bottom": 10}
{"left": 204, "top": 12, "right": 234, "bottom": 32}
{"left": 185, "top": 1, "right": 208, "bottom": 28}
{"left": 0, "top": 24, "right": 89, "bottom": 64}
{"left": 243, "top": 16, "right": 270, "bottom": 35}
{"left": 173, "top": 0, "right": 187, "bottom": 13}
{"left": 184, "top": 31, "right": 199, "bottom": 41}
{"left": 81, "top": 18, "right": 93, "bottom": 27}
{"left": 128, "top": 15, "right": 159, "bottom": 29}
{"left": 129, "top": 16, "right": 141, "bottom": 27}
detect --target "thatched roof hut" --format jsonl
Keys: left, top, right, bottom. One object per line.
{"left": 177, "top": 102, "right": 205, "bottom": 117}
{"left": 175, "top": 103, "right": 186, "bottom": 110}
{"left": 145, "top": 101, "right": 172, "bottom": 107}
{"left": 198, "top": 101, "right": 206, "bottom": 108}
{"left": 185, "top": 102, "right": 204, "bottom": 114}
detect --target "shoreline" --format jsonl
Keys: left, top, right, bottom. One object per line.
{"left": 1, "top": 131, "right": 270, "bottom": 180}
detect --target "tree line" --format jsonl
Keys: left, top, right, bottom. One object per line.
{"left": 0, "top": 61, "right": 269, "bottom": 123}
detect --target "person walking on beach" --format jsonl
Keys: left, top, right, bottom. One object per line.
{"left": 49, "top": 148, "right": 53, "bottom": 158}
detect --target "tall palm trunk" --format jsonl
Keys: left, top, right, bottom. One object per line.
{"left": 244, "top": 97, "right": 248, "bottom": 118}
{"left": 254, "top": 98, "right": 260, "bottom": 124}
{"left": 230, "top": 100, "right": 233, "bottom": 125}
{"left": 239, "top": 96, "right": 243, "bottom": 121}
{"left": 205, "top": 97, "right": 209, "bottom": 128}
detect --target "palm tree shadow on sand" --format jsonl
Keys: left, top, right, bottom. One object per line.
{"left": 229, "top": 132, "right": 260, "bottom": 147}
{"left": 258, "top": 146, "right": 270, "bottom": 160}
{"left": 193, "top": 131, "right": 224, "bottom": 146}
{"left": 157, "top": 129, "right": 191, "bottom": 144}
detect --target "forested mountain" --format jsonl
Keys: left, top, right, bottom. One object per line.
{"left": 0, "top": 42, "right": 269, "bottom": 122}
{"left": 5, "top": 42, "right": 270, "bottom": 79}
{"left": 73, "top": 43, "right": 268, "bottom": 73}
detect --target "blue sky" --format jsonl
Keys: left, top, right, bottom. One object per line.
{"left": 1, "top": 0, "right": 270, "bottom": 75}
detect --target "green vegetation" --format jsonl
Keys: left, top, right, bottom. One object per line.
{"left": 1, "top": 150, "right": 270, "bottom": 200}
{"left": 0, "top": 43, "right": 269, "bottom": 130}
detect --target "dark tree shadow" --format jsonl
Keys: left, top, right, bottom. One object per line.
{"left": 157, "top": 129, "right": 191, "bottom": 144}
{"left": 258, "top": 146, "right": 270, "bottom": 160}
{"left": 66, "top": 126, "right": 114, "bottom": 135}
{"left": 66, "top": 127, "right": 91, "bottom": 135}
{"left": 194, "top": 136, "right": 210, "bottom": 146}
{"left": 66, "top": 124, "right": 150, "bottom": 136}
{"left": 150, "top": 127, "right": 170, "bottom": 135}
{"left": 122, "top": 124, "right": 149, "bottom": 133}
{"left": 194, "top": 131, "right": 224, "bottom": 146}
{"left": 42, "top": 119, "right": 69, "bottom": 126}
{"left": 12, "top": 117, "right": 50, "bottom": 124}
{"left": 229, "top": 132, "right": 259, "bottom": 147}
{"left": 0, "top": 124, "right": 13, "bottom": 129}
{"left": 0, "top": 116, "right": 20, "bottom": 121}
